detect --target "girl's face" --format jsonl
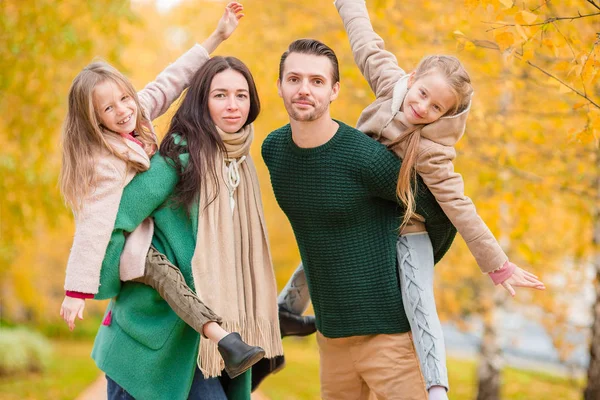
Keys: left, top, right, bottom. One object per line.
{"left": 402, "top": 71, "right": 456, "bottom": 125}
{"left": 208, "top": 69, "right": 251, "bottom": 133}
{"left": 93, "top": 80, "right": 138, "bottom": 135}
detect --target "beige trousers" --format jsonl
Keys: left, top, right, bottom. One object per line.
{"left": 317, "top": 331, "right": 427, "bottom": 400}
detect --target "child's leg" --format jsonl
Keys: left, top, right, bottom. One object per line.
{"left": 277, "top": 262, "right": 311, "bottom": 314}
{"left": 133, "top": 246, "right": 222, "bottom": 336}
{"left": 135, "top": 246, "right": 265, "bottom": 379}
{"left": 277, "top": 262, "right": 316, "bottom": 337}
{"left": 397, "top": 233, "right": 449, "bottom": 396}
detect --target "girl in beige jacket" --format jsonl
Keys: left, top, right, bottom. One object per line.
{"left": 277, "top": 1, "right": 546, "bottom": 399}
{"left": 59, "top": 2, "right": 265, "bottom": 379}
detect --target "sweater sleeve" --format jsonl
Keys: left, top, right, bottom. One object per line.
{"left": 364, "top": 144, "right": 403, "bottom": 203}
{"left": 137, "top": 44, "right": 210, "bottom": 122}
{"left": 63, "top": 157, "right": 127, "bottom": 295}
{"left": 95, "top": 153, "right": 182, "bottom": 299}
{"left": 335, "top": 0, "right": 406, "bottom": 98}
{"left": 417, "top": 146, "right": 507, "bottom": 273}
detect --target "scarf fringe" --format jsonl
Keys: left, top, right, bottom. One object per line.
{"left": 197, "top": 317, "right": 284, "bottom": 378}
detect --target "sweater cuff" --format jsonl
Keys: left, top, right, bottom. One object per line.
{"left": 488, "top": 261, "right": 516, "bottom": 285}
{"left": 65, "top": 291, "right": 94, "bottom": 299}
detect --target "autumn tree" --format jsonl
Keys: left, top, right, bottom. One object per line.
{"left": 455, "top": 0, "right": 600, "bottom": 398}
{"left": 0, "top": 0, "right": 136, "bottom": 322}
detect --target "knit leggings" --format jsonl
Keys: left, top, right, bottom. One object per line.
{"left": 133, "top": 246, "right": 222, "bottom": 335}
{"left": 278, "top": 233, "right": 448, "bottom": 391}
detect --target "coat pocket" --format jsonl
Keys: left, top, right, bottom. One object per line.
{"left": 113, "top": 282, "right": 182, "bottom": 350}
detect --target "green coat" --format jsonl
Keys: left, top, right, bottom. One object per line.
{"left": 92, "top": 152, "right": 251, "bottom": 400}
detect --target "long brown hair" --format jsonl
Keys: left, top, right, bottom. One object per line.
{"left": 59, "top": 61, "right": 156, "bottom": 212}
{"left": 392, "top": 55, "right": 473, "bottom": 229}
{"left": 160, "top": 56, "right": 260, "bottom": 211}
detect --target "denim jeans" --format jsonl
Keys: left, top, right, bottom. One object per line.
{"left": 106, "top": 368, "right": 227, "bottom": 400}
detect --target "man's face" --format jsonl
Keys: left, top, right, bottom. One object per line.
{"left": 277, "top": 52, "right": 340, "bottom": 122}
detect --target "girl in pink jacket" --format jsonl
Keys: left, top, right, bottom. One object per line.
{"left": 278, "top": 1, "right": 546, "bottom": 399}
{"left": 59, "top": 2, "right": 264, "bottom": 380}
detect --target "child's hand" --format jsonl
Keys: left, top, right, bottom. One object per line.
{"left": 60, "top": 296, "right": 86, "bottom": 331}
{"left": 215, "top": 2, "right": 244, "bottom": 41}
{"left": 499, "top": 263, "right": 545, "bottom": 296}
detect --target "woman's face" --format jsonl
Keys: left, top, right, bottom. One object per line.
{"left": 208, "top": 69, "right": 251, "bottom": 133}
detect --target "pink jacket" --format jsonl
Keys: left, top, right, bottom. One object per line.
{"left": 63, "top": 44, "right": 210, "bottom": 294}
{"left": 335, "top": 0, "right": 507, "bottom": 273}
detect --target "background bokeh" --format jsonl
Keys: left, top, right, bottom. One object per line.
{"left": 1, "top": 0, "right": 599, "bottom": 399}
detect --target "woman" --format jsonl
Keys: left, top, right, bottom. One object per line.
{"left": 93, "top": 56, "right": 283, "bottom": 400}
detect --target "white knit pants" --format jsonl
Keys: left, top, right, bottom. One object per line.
{"left": 397, "top": 233, "right": 449, "bottom": 391}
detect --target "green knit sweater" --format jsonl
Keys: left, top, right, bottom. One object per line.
{"left": 92, "top": 150, "right": 250, "bottom": 400}
{"left": 262, "top": 121, "right": 456, "bottom": 338}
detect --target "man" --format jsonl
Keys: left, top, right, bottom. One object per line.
{"left": 262, "top": 39, "right": 455, "bottom": 399}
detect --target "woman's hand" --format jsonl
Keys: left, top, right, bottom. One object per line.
{"left": 60, "top": 296, "right": 86, "bottom": 331}
{"left": 215, "top": 2, "right": 244, "bottom": 41}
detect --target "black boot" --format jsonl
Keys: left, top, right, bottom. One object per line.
{"left": 217, "top": 332, "right": 265, "bottom": 379}
{"left": 251, "top": 355, "right": 286, "bottom": 392}
{"left": 279, "top": 306, "right": 317, "bottom": 337}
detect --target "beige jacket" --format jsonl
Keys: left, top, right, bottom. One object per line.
{"left": 336, "top": 0, "right": 507, "bottom": 273}
{"left": 63, "top": 44, "right": 210, "bottom": 294}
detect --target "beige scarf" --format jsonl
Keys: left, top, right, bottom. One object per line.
{"left": 192, "top": 124, "right": 283, "bottom": 378}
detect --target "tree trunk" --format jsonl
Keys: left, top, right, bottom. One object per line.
{"left": 584, "top": 145, "right": 600, "bottom": 400}
{"left": 476, "top": 70, "right": 512, "bottom": 400}
{"left": 476, "top": 291, "right": 503, "bottom": 400}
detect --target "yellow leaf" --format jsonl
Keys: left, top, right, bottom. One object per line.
{"left": 494, "top": 31, "right": 515, "bottom": 51}
{"left": 453, "top": 30, "right": 466, "bottom": 39}
{"left": 515, "top": 10, "right": 537, "bottom": 25}
{"left": 522, "top": 10, "right": 538, "bottom": 24}
{"left": 499, "top": 0, "right": 513, "bottom": 9}
{"left": 558, "top": 83, "right": 571, "bottom": 94}
{"left": 521, "top": 46, "right": 535, "bottom": 62}
{"left": 465, "top": 41, "right": 477, "bottom": 51}
{"left": 515, "top": 24, "right": 528, "bottom": 41}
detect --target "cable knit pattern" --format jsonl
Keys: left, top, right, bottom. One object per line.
{"left": 262, "top": 121, "right": 455, "bottom": 338}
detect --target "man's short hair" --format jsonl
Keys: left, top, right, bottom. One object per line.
{"left": 279, "top": 39, "right": 340, "bottom": 84}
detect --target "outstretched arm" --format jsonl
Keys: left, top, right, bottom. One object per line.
{"left": 138, "top": 2, "right": 245, "bottom": 121}
{"left": 416, "top": 148, "right": 545, "bottom": 295}
{"left": 334, "top": 0, "right": 406, "bottom": 98}
{"left": 201, "top": 2, "right": 244, "bottom": 54}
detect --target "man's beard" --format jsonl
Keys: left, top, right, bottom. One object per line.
{"left": 285, "top": 98, "right": 328, "bottom": 122}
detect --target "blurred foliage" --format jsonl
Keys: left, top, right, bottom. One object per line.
{"left": 1, "top": 0, "right": 598, "bottom": 393}
{"left": 0, "top": 327, "right": 52, "bottom": 376}
{"left": 0, "top": 0, "right": 137, "bottom": 322}
{"left": 0, "top": 339, "right": 99, "bottom": 400}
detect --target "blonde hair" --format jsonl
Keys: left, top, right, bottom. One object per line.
{"left": 59, "top": 61, "right": 157, "bottom": 212}
{"left": 391, "top": 55, "right": 473, "bottom": 229}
